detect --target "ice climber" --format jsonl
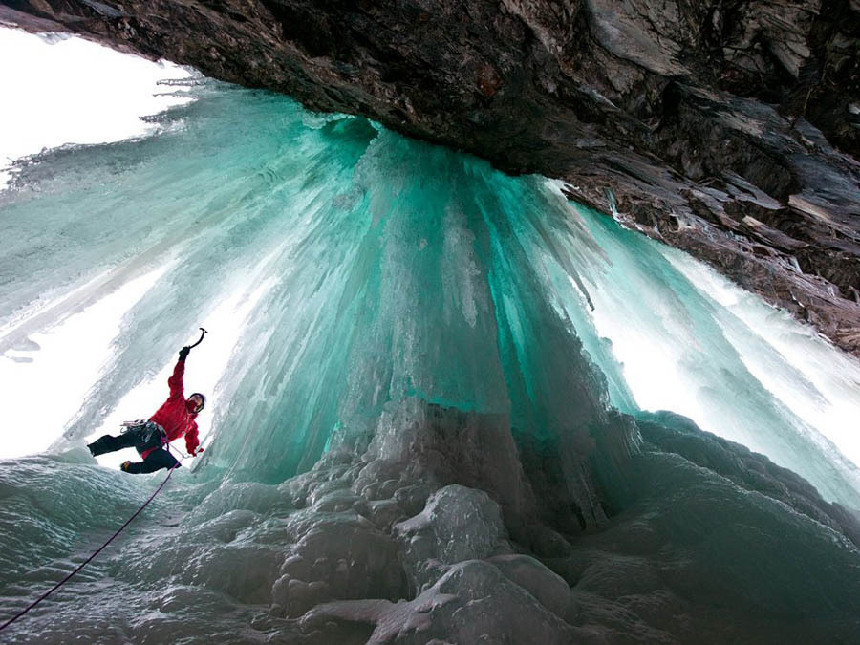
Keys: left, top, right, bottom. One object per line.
{"left": 87, "top": 344, "right": 204, "bottom": 473}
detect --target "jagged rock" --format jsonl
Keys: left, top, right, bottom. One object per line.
{"left": 2, "top": 0, "right": 859, "bottom": 355}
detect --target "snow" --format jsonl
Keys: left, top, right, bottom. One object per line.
{"left": 0, "top": 26, "right": 193, "bottom": 189}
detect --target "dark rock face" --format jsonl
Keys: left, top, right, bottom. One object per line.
{"left": 3, "top": 0, "right": 859, "bottom": 354}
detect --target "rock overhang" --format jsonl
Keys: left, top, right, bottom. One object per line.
{"left": 3, "top": 0, "right": 859, "bottom": 355}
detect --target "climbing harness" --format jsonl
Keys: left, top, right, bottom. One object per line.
{"left": 0, "top": 463, "right": 180, "bottom": 633}
{"left": 120, "top": 420, "right": 166, "bottom": 452}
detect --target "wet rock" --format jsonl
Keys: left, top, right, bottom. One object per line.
{"left": 524, "top": 524, "right": 573, "bottom": 558}
{"left": 487, "top": 553, "right": 572, "bottom": 618}
{"left": 392, "top": 483, "right": 432, "bottom": 517}
{"left": 273, "top": 513, "right": 406, "bottom": 616}
{"left": 395, "top": 484, "right": 511, "bottom": 589}
{"left": 303, "top": 560, "right": 587, "bottom": 644}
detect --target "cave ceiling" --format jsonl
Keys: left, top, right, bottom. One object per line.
{"left": 2, "top": 0, "right": 859, "bottom": 355}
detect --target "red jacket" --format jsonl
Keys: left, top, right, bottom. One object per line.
{"left": 143, "top": 358, "right": 201, "bottom": 458}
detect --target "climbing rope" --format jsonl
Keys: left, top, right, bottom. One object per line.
{"left": 167, "top": 443, "right": 190, "bottom": 462}
{"left": 0, "top": 463, "right": 180, "bottom": 633}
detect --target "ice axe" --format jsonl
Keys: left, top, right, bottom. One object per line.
{"left": 180, "top": 328, "right": 207, "bottom": 360}
{"left": 188, "top": 327, "right": 207, "bottom": 349}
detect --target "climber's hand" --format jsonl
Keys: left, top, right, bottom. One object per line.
{"left": 179, "top": 346, "right": 191, "bottom": 361}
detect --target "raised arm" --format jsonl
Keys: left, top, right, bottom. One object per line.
{"left": 167, "top": 351, "right": 188, "bottom": 399}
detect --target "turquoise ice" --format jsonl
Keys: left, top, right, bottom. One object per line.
{"left": 1, "top": 78, "right": 859, "bottom": 643}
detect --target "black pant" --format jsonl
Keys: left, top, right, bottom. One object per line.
{"left": 123, "top": 448, "right": 180, "bottom": 474}
{"left": 88, "top": 423, "right": 180, "bottom": 474}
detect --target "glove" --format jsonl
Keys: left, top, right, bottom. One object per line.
{"left": 179, "top": 346, "right": 191, "bottom": 361}
{"left": 191, "top": 447, "right": 204, "bottom": 457}
{"left": 120, "top": 461, "right": 132, "bottom": 472}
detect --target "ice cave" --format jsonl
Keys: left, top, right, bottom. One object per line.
{"left": 1, "top": 5, "right": 859, "bottom": 644}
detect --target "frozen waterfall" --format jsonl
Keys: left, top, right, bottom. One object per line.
{"left": 1, "top": 29, "right": 859, "bottom": 644}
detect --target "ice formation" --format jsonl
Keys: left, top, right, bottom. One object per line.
{"left": 0, "top": 27, "right": 191, "bottom": 190}
{"left": 1, "top": 57, "right": 859, "bottom": 643}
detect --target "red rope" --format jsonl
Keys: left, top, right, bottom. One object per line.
{"left": 0, "top": 463, "right": 180, "bottom": 633}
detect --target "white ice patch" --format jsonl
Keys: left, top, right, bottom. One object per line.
{"left": 0, "top": 26, "right": 193, "bottom": 189}
{"left": 661, "top": 248, "right": 860, "bottom": 467}
{"left": 0, "top": 266, "right": 166, "bottom": 458}
{"left": 543, "top": 181, "right": 859, "bottom": 502}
